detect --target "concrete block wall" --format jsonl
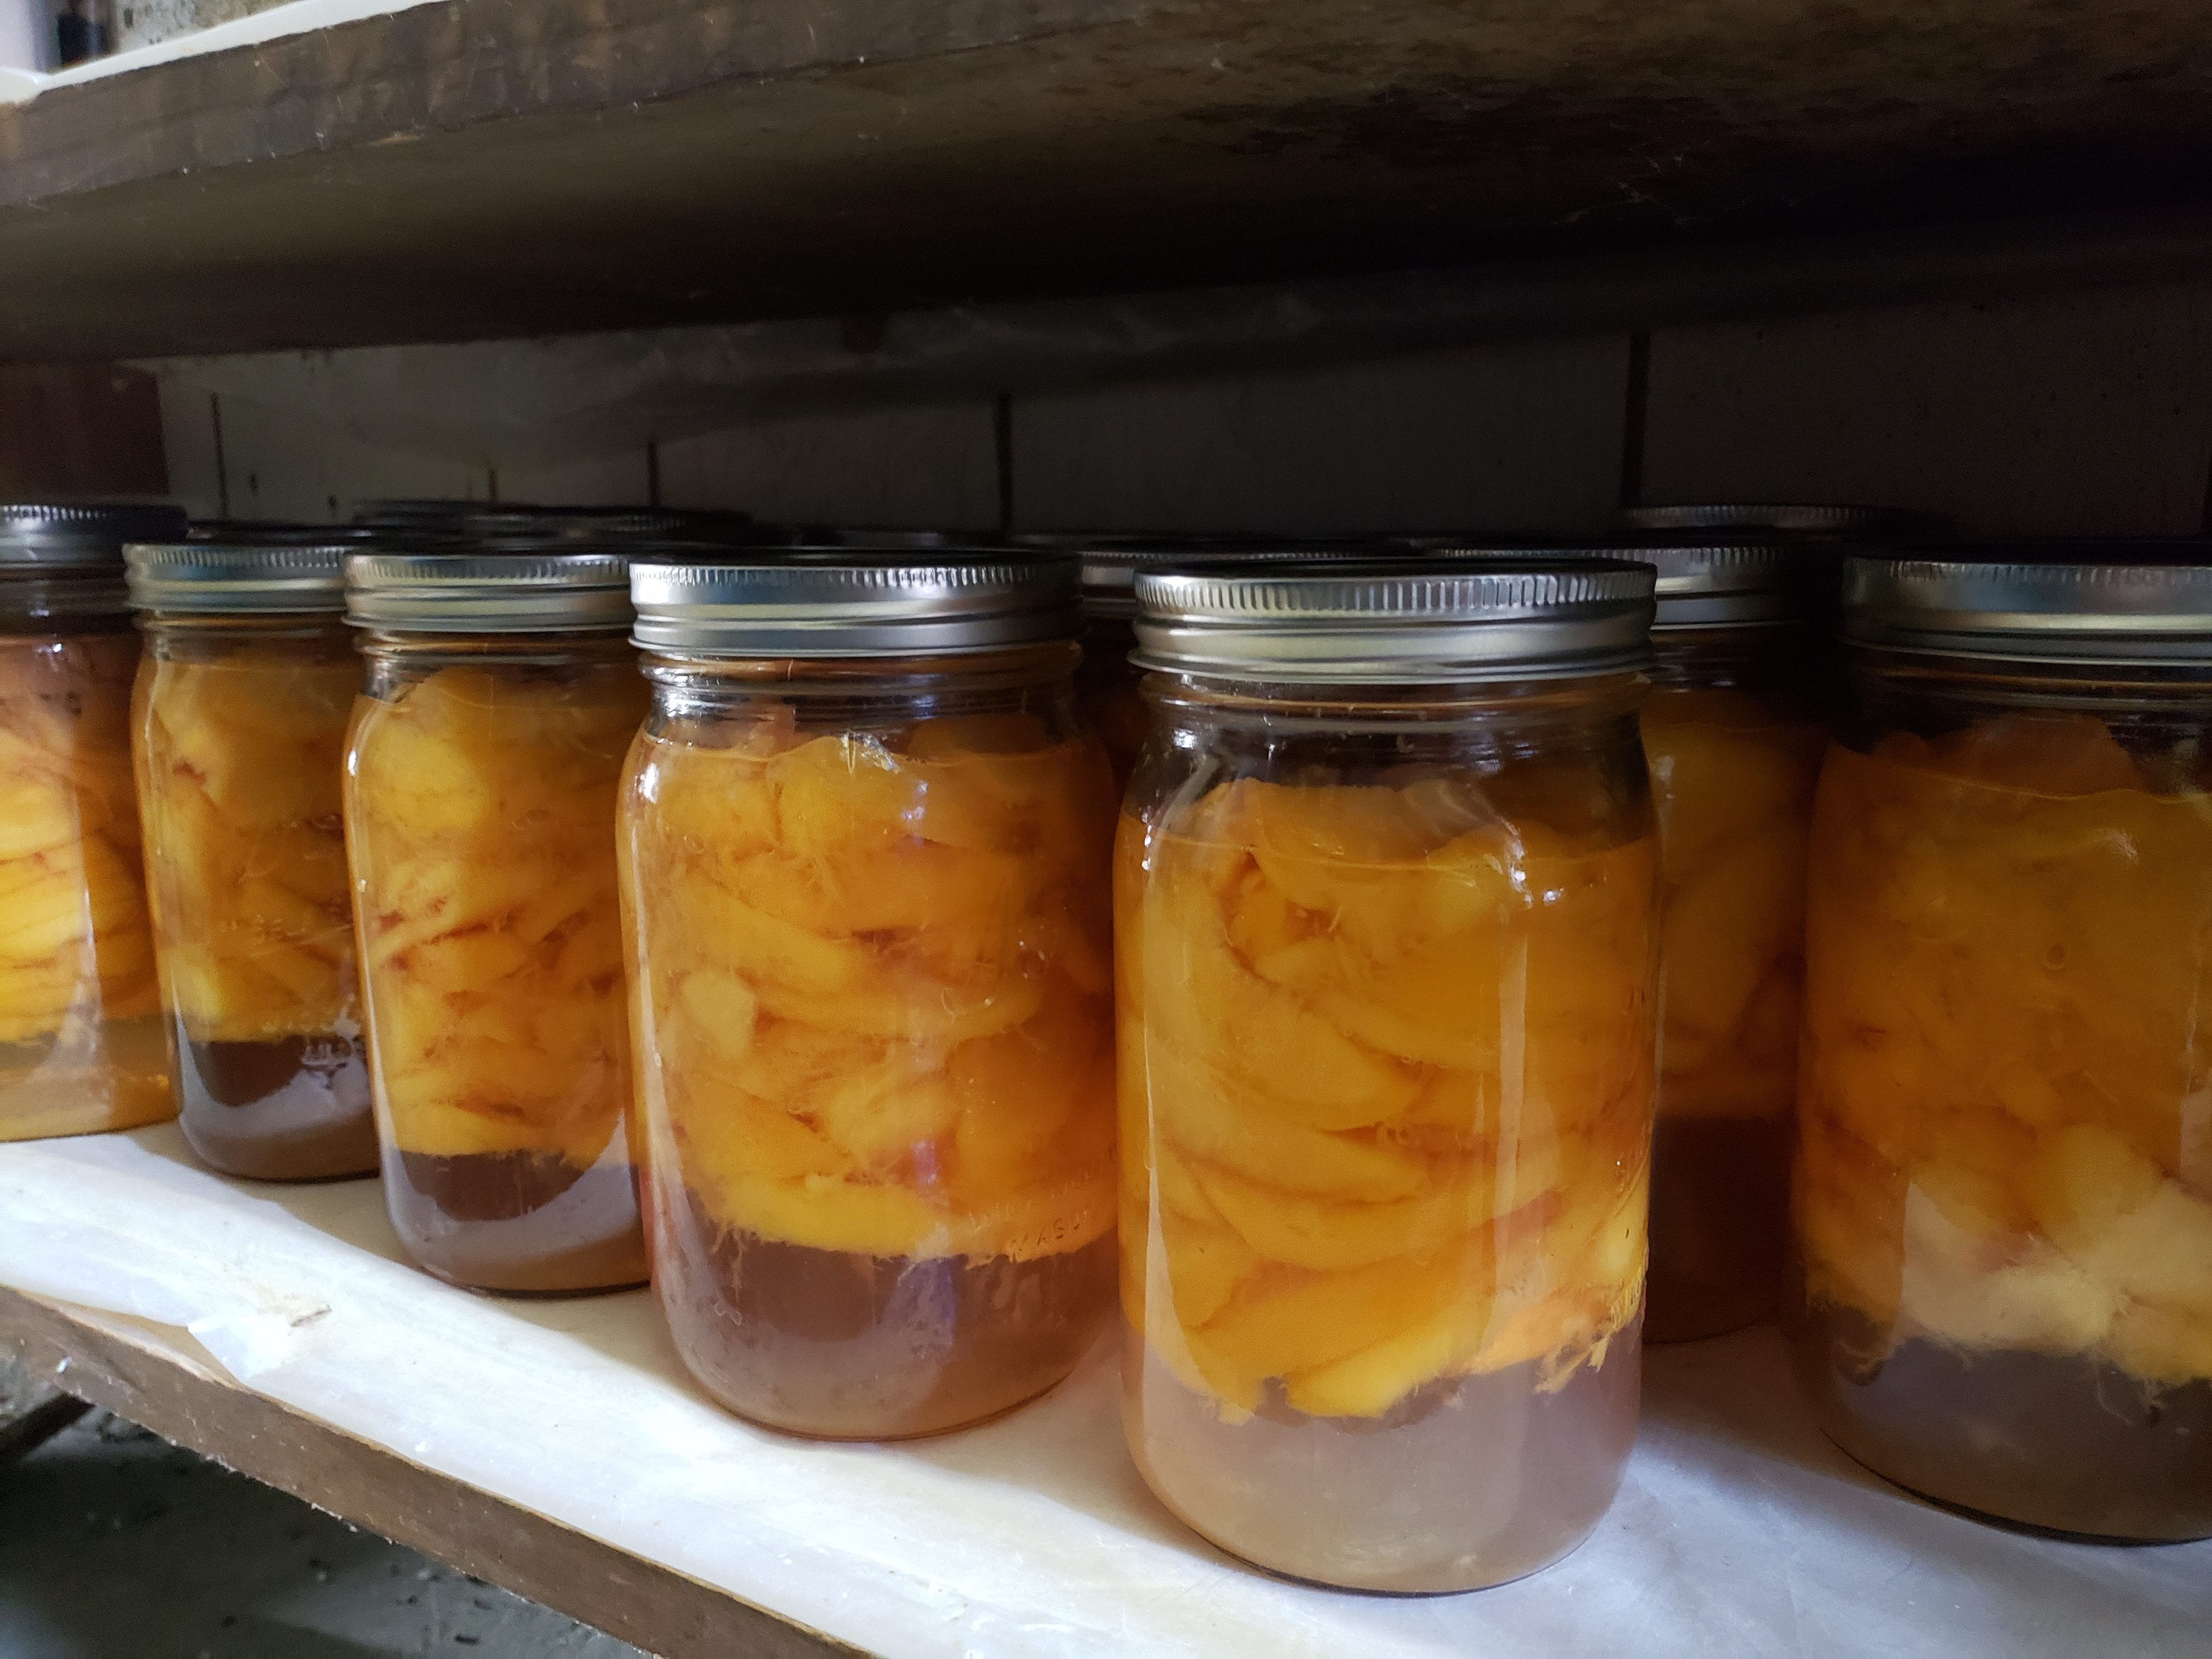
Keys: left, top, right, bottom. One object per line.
{"left": 151, "top": 284, "right": 2212, "bottom": 539}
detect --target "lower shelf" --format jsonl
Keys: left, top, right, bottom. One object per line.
{"left": 0, "top": 1125, "right": 2201, "bottom": 1657}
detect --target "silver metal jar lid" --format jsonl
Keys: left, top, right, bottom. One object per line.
{"left": 346, "top": 550, "right": 635, "bottom": 633}
{"left": 127, "top": 540, "right": 352, "bottom": 614}
{"left": 1620, "top": 503, "right": 1951, "bottom": 539}
{"left": 187, "top": 519, "right": 382, "bottom": 548}
{"left": 1422, "top": 539, "right": 1812, "bottom": 628}
{"left": 1, "top": 503, "right": 190, "bottom": 570}
{"left": 1017, "top": 535, "right": 1376, "bottom": 617}
{"left": 629, "top": 554, "right": 1081, "bottom": 656}
{"left": 352, "top": 500, "right": 714, "bottom": 541}
{"left": 1842, "top": 549, "right": 2212, "bottom": 664}
{"left": 1133, "top": 559, "right": 1656, "bottom": 683}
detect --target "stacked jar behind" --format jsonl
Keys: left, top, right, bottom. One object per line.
{"left": 1423, "top": 532, "right": 1832, "bottom": 1341}
{"left": 1018, "top": 535, "right": 1375, "bottom": 795}
{"left": 1793, "top": 548, "right": 2212, "bottom": 1542}
{"left": 343, "top": 546, "right": 649, "bottom": 1293}
{"left": 1618, "top": 540, "right": 1828, "bottom": 1341}
{"left": 127, "top": 537, "right": 377, "bottom": 1180}
{"left": 0, "top": 503, "right": 187, "bottom": 1140}
{"left": 1115, "top": 559, "right": 1661, "bottom": 1592}
{"left": 619, "top": 554, "right": 1119, "bottom": 1439}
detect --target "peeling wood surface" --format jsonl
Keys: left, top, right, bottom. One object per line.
{"left": 2, "top": 0, "right": 2209, "bottom": 357}
{"left": 0, "top": 1289, "right": 854, "bottom": 1659}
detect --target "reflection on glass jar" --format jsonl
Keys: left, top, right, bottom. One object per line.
{"left": 129, "top": 539, "right": 375, "bottom": 1180}
{"left": 0, "top": 504, "right": 186, "bottom": 1141}
{"left": 1116, "top": 558, "right": 1660, "bottom": 1592}
{"left": 1793, "top": 549, "right": 2212, "bottom": 1542}
{"left": 622, "top": 554, "right": 1117, "bottom": 1439}
{"left": 343, "top": 548, "right": 648, "bottom": 1293}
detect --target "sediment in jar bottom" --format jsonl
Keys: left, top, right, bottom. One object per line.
{"left": 1124, "top": 1315, "right": 1643, "bottom": 1593}
{"left": 657, "top": 1188, "right": 1116, "bottom": 1439}
{"left": 0, "top": 1016, "right": 173, "bottom": 1142}
{"left": 386, "top": 1148, "right": 647, "bottom": 1294}
{"left": 1795, "top": 1299, "right": 2212, "bottom": 1542}
{"left": 1646, "top": 1111, "right": 1792, "bottom": 1343}
{"left": 177, "top": 1033, "right": 378, "bottom": 1182}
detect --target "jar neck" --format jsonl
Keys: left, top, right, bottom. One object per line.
{"left": 356, "top": 627, "right": 635, "bottom": 672}
{"left": 641, "top": 642, "right": 1080, "bottom": 704}
{"left": 1649, "top": 621, "right": 1820, "bottom": 693}
{"left": 143, "top": 610, "right": 352, "bottom": 646}
{"left": 1847, "top": 643, "right": 2212, "bottom": 714}
{"left": 1842, "top": 643, "right": 2212, "bottom": 783}
{"left": 0, "top": 574, "right": 132, "bottom": 634}
{"left": 1141, "top": 667, "right": 1646, "bottom": 736}
{"left": 638, "top": 642, "right": 1087, "bottom": 747}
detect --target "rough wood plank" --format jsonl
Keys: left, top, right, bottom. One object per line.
{"left": 3, "top": 0, "right": 2210, "bottom": 357}
{"left": 0, "top": 1356, "right": 92, "bottom": 1464}
{"left": 0, "top": 1288, "right": 858, "bottom": 1659}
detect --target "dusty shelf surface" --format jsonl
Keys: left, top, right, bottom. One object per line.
{"left": 0, "top": 1124, "right": 2204, "bottom": 1657}
{"left": 3, "top": 0, "right": 2212, "bottom": 358}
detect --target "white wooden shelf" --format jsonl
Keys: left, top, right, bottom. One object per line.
{"left": 0, "top": 1125, "right": 2202, "bottom": 1657}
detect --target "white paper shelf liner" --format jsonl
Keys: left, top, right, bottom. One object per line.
{"left": 0, "top": 1125, "right": 2203, "bottom": 1657}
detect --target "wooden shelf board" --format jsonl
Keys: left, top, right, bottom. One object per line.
{"left": 4, "top": 0, "right": 2211, "bottom": 358}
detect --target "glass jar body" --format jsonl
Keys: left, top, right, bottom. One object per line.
{"left": 136, "top": 614, "right": 374, "bottom": 1178}
{"left": 1116, "top": 672, "right": 1658, "bottom": 1592}
{"left": 1077, "top": 614, "right": 1147, "bottom": 795}
{"left": 345, "top": 631, "right": 648, "bottom": 1291}
{"left": 619, "top": 646, "right": 1119, "bottom": 1439}
{"left": 1792, "top": 650, "right": 2212, "bottom": 1540}
{"left": 1641, "top": 625, "right": 1824, "bottom": 1341}
{"left": 0, "top": 612, "right": 168, "bottom": 1138}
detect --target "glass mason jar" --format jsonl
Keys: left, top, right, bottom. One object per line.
{"left": 1624, "top": 543, "right": 1827, "bottom": 1342}
{"left": 343, "top": 549, "right": 650, "bottom": 1293}
{"left": 0, "top": 503, "right": 186, "bottom": 1141}
{"left": 1117, "top": 559, "right": 1661, "bottom": 1593}
{"left": 127, "top": 539, "right": 376, "bottom": 1180}
{"left": 1021, "top": 537, "right": 1369, "bottom": 795}
{"left": 1793, "top": 550, "right": 2212, "bottom": 1542}
{"left": 1618, "top": 502, "right": 1955, "bottom": 544}
{"left": 620, "top": 554, "right": 1119, "bottom": 1440}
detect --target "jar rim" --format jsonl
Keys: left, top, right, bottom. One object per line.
{"left": 346, "top": 549, "right": 637, "bottom": 633}
{"left": 128, "top": 540, "right": 352, "bottom": 614}
{"left": 1421, "top": 539, "right": 1826, "bottom": 628}
{"left": 1843, "top": 548, "right": 2212, "bottom": 664}
{"left": 349, "top": 500, "right": 733, "bottom": 541}
{"left": 1011, "top": 534, "right": 1381, "bottom": 617}
{"left": 0, "top": 502, "right": 190, "bottom": 573}
{"left": 1617, "top": 502, "right": 1952, "bottom": 538}
{"left": 628, "top": 552, "right": 1082, "bottom": 656}
{"left": 1131, "top": 558, "right": 1655, "bottom": 683}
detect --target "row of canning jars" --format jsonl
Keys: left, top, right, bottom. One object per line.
{"left": 1, "top": 499, "right": 2206, "bottom": 1588}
